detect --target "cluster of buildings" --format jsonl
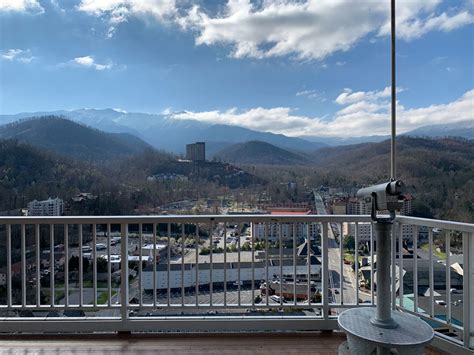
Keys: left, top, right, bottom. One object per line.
{"left": 142, "top": 239, "right": 321, "bottom": 291}
{"left": 147, "top": 173, "right": 188, "bottom": 182}
{"left": 330, "top": 194, "right": 413, "bottom": 216}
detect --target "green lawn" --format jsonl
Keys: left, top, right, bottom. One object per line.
{"left": 97, "top": 290, "right": 117, "bottom": 304}
{"left": 420, "top": 243, "right": 446, "bottom": 259}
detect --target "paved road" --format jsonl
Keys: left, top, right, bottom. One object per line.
{"left": 313, "top": 192, "right": 359, "bottom": 305}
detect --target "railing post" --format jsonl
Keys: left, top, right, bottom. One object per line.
{"left": 463, "top": 232, "right": 473, "bottom": 349}
{"left": 322, "top": 222, "right": 329, "bottom": 320}
{"left": 120, "top": 223, "right": 129, "bottom": 331}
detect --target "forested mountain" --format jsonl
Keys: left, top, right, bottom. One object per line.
{"left": 0, "top": 109, "right": 325, "bottom": 154}
{"left": 214, "top": 141, "right": 310, "bottom": 165}
{"left": 0, "top": 140, "right": 110, "bottom": 212}
{"left": 0, "top": 116, "right": 152, "bottom": 160}
{"left": 307, "top": 137, "right": 474, "bottom": 221}
{"left": 0, "top": 139, "right": 263, "bottom": 214}
{"left": 404, "top": 120, "right": 474, "bottom": 139}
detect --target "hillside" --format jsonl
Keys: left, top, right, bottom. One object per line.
{"left": 0, "top": 109, "right": 326, "bottom": 154}
{"left": 0, "top": 140, "right": 109, "bottom": 212}
{"left": 309, "top": 137, "right": 474, "bottom": 221}
{"left": 404, "top": 120, "right": 474, "bottom": 140}
{"left": 0, "top": 116, "right": 152, "bottom": 160}
{"left": 214, "top": 141, "right": 310, "bottom": 165}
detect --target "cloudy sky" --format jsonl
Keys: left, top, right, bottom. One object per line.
{"left": 0, "top": 0, "right": 473, "bottom": 137}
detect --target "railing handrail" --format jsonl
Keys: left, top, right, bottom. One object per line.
{"left": 0, "top": 214, "right": 372, "bottom": 224}
{"left": 396, "top": 215, "right": 474, "bottom": 234}
{"left": 1, "top": 214, "right": 472, "bottom": 233}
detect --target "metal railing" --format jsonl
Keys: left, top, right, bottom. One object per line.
{"left": 0, "top": 215, "right": 472, "bottom": 352}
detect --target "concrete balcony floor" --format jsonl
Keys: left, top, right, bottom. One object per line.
{"left": 0, "top": 333, "right": 445, "bottom": 354}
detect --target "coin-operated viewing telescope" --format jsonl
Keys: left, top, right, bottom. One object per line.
{"left": 356, "top": 180, "right": 405, "bottom": 221}
{"left": 338, "top": 178, "right": 434, "bottom": 355}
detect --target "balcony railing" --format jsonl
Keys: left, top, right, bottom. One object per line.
{"left": 0, "top": 215, "right": 472, "bottom": 353}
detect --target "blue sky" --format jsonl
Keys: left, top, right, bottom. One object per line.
{"left": 0, "top": 0, "right": 473, "bottom": 137}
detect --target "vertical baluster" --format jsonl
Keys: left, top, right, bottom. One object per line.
{"left": 355, "top": 222, "right": 359, "bottom": 305}
{"left": 340, "top": 223, "right": 344, "bottom": 305}
{"left": 398, "top": 223, "right": 403, "bottom": 308}
{"left": 370, "top": 223, "right": 374, "bottom": 305}
{"left": 428, "top": 228, "right": 434, "bottom": 317}
{"left": 293, "top": 223, "right": 297, "bottom": 306}
{"left": 446, "top": 231, "right": 451, "bottom": 324}
{"left": 413, "top": 225, "right": 418, "bottom": 312}
{"left": 307, "top": 223, "right": 311, "bottom": 306}
{"left": 21, "top": 224, "right": 26, "bottom": 307}
{"left": 120, "top": 224, "right": 129, "bottom": 322}
{"left": 391, "top": 223, "right": 397, "bottom": 310}
{"left": 322, "top": 222, "right": 329, "bottom": 319}
{"left": 6, "top": 224, "right": 12, "bottom": 308}
{"left": 138, "top": 224, "right": 142, "bottom": 307}
{"left": 224, "top": 222, "right": 227, "bottom": 307}
{"left": 93, "top": 224, "right": 97, "bottom": 307}
{"left": 237, "top": 223, "right": 241, "bottom": 306}
{"left": 279, "top": 223, "right": 283, "bottom": 307}
{"left": 462, "top": 232, "right": 472, "bottom": 348}
{"left": 64, "top": 224, "right": 69, "bottom": 307}
{"left": 195, "top": 224, "right": 199, "bottom": 306}
{"left": 107, "top": 224, "right": 112, "bottom": 307}
{"left": 50, "top": 224, "right": 54, "bottom": 307}
{"left": 35, "top": 224, "right": 41, "bottom": 307}
{"left": 181, "top": 223, "right": 185, "bottom": 307}
{"left": 153, "top": 223, "right": 157, "bottom": 307}
{"left": 78, "top": 224, "right": 83, "bottom": 307}
{"left": 265, "top": 222, "right": 269, "bottom": 306}
{"left": 210, "top": 222, "right": 213, "bottom": 307}
{"left": 251, "top": 221, "right": 255, "bottom": 307}
{"left": 167, "top": 223, "right": 171, "bottom": 307}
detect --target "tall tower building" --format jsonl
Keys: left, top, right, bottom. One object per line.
{"left": 186, "top": 142, "right": 205, "bottom": 161}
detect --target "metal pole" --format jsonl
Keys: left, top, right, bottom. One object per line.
{"left": 372, "top": 221, "right": 398, "bottom": 355}
{"left": 390, "top": 0, "right": 396, "bottom": 181}
{"left": 371, "top": 221, "right": 396, "bottom": 329}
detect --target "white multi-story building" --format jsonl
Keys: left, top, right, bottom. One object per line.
{"left": 343, "top": 222, "right": 416, "bottom": 242}
{"left": 346, "top": 198, "right": 371, "bottom": 215}
{"left": 27, "top": 197, "right": 64, "bottom": 216}
{"left": 251, "top": 222, "right": 319, "bottom": 241}
{"left": 251, "top": 209, "right": 319, "bottom": 242}
{"left": 343, "top": 222, "right": 372, "bottom": 242}
{"left": 142, "top": 257, "right": 321, "bottom": 291}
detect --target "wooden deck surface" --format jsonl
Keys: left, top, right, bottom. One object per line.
{"left": 0, "top": 332, "right": 445, "bottom": 354}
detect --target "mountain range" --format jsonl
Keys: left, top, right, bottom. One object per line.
{"left": 0, "top": 116, "right": 471, "bottom": 221}
{"left": 1, "top": 109, "right": 471, "bottom": 155}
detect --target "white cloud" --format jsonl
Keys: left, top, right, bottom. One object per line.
{"left": 334, "top": 86, "right": 403, "bottom": 105}
{"left": 1, "top": 48, "right": 35, "bottom": 63}
{"left": 178, "top": 0, "right": 474, "bottom": 61}
{"left": 0, "top": 0, "right": 43, "bottom": 13}
{"left": 72, "top": 55, "right": 113, "bottom": 70}
{"left": 170, "top": 88, "right": 474, "bottom": 137}
{"left": 296, "top": 89, "right": 326, "bottom": 101}
{"left": 378, "top": 5, "right": 474, "bottom": 40}
{"left": 77, "top": 0, "right": 179, "bottom": 37}
{"left": 74, "top": 0, "right": 474, "bottom": 59}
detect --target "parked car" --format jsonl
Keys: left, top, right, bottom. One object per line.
{"left": 96, "top": 243, "right": 107, "bottom": 250}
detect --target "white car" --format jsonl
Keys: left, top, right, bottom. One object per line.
{"left": 96, "top": 243, "right": 107, "bottom": 250}
{"left": 270, "top": 295, "right": 287, "bottom": 303}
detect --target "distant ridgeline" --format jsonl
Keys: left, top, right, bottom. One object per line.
{"left": 0, "top": 114, "right": 472, "bottom": 222}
